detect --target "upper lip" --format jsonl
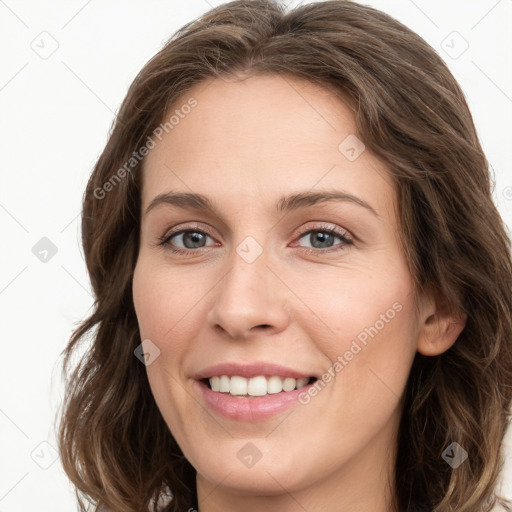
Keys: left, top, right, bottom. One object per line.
{"left": 193, "top": 362, "right": 317, "bottom": 380}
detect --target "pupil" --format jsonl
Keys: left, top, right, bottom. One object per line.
{"left": 184, "top": 232, "right": 206, "bottom": 248}
{"left": 311, "top": 232, "right": 334, "bottom": 249}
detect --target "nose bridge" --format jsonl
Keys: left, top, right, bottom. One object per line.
{"left": 207, "top": 237, "right": 289, "bottom": 339}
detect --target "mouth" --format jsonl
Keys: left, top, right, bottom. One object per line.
{"left": 196, "top": 374, "right": 320, "bottom": 421}
{"left": 200, "top": 375, "right": 318, "bottom": 398}
{"left": 193, "top": 362, "right": 321, "bottom": 420}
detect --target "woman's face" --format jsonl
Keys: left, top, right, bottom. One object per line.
{"left": 132, "top": 74, "right": 440, "bottom": 506}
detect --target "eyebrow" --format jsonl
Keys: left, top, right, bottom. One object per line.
{"left": 145, "top": 190, "right": 379, "bottom": 217}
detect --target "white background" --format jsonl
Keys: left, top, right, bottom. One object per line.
{"left": 0, "top": 0, "right": 511, "bottom": 510}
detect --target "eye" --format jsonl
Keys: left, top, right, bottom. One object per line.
{"left": 158, "top": 225, "right": 218, "bottom": 255}
{"left": 157, "top": 222, "right": 353, "bottom": 255}
{"left": 293, "top": 224, "right": 353, "bottom": 254}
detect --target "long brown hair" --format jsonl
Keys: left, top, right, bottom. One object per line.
{"left": 57, "top": 1, "right": 512, "bottom": 510}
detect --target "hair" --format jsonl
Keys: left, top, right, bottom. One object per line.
{"left": 56, "top": 1, "right": 512, "bottom": 511}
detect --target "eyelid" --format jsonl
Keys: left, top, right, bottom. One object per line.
{"left": 158, "top": 221, "right": 353, "bottom": 254}
{"left": 290, "top": 222, "right": 352, "bottom": 243}
{"left": 159, "top": 221, "right": 218, "bottom": 246}
{"left": 161, "top": 221, "right": 352, "bottom": 241}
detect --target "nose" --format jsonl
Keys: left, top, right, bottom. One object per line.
{"left": 206, "top": 246, "right": 290, "bottom": 341}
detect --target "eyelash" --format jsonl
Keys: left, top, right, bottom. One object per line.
{"left": 157, "top": 222, "right": 353, "bottom": 256}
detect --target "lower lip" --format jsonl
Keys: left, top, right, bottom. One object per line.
{"left": 195, "top": 379, "right": 315, "bottom": 421}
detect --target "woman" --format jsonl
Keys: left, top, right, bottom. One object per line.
{"left": 57, "top": 1, "right": 512, "bottom": 511}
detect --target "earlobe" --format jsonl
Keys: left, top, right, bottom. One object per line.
{"left": 417, "top": 309, "right": 467, "bottom": 356}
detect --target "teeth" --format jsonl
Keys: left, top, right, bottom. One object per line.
{"left": 283, "top": 377, "right": 297, "bottom": 392}
{"left": 267, "top": 376, "right": 283, "bottom": 394}
{"left": 207, "top": 375, "right": 311, "bottom": 396}
{"left": 219, "top": 375, "right": 230, "bottom": 392}
{"left": 210, "top": 376, "right": 220, "bottom": 392}
{"left": 230, "top": 376, "right": 247, "bottom": 396}
{"left": 247, "top": 376, "right": 267, "bottom": 396}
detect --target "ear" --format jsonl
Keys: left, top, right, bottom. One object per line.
{"left": 416, "top": 291, "right": 467, "bottom": 356}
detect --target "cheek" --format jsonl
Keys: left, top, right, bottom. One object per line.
{"left": 296, "top": 262, "right": 417, "bottom": 410}
{"left": 132, "top": 260, "right": 161, "bottom": 336}
{"left": 132, "top": 261, "right": 194, "bottom": 436}
{"left": 132, "top": 259, "right": 204, "bottom": 342}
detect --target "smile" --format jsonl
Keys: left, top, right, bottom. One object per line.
{"left": 196, "top": 376, "right": 319, "bottom": 421}
{"left": 205, "top": 375, "right": 314, "bottom": 397}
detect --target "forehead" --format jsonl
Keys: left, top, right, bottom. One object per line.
{"left": 141, "top": 74, "right": 395, "bottom": 218}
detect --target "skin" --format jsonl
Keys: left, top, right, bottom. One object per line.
{"left": 132, "top": 74, "right": 466, "bottom": 512}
